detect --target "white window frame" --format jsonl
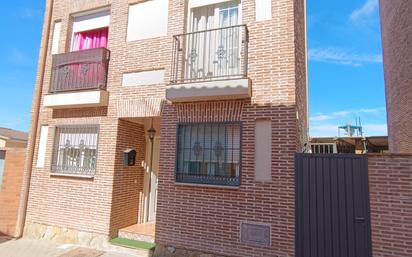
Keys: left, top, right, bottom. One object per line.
{"left": 51, "top": 125, "right": 100, "bottom": 178}
{"left": 70, "top": 8, "right": 110, "bottom": 52}
{"left": 187, "top": 0, "right": 242, "bottom": 33}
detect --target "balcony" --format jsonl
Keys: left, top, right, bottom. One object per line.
{"left": 167, "top": 25, "right": 251, "bottom": 102}
{"left": 44, "top": 48, "right": 110, "bottom": 108}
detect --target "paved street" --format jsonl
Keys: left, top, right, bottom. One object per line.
{"left": 0, "top": 238, "right": 151, "bottom": 257}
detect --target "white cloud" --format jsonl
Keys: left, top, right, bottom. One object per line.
{"left": 310, "top": 123, "right": 387, "bottom": 137}
{"left": 310, "top": 114, "right": 331, "bottom": 122}
{"left": 350, "top": 0, "right": 379, "bottom": 22}
{"left": 310, "top": 107, "right": 387, "bottom": 137}
{"left": 308, "top": 47, "right": 382, "bottom": 66}
{"left": 310, "top": 107, "right": 385, "bottom": 122}
{"left": 362, "top": 124, "right": 388, "bottom": 136}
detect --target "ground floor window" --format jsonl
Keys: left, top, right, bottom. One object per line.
{"left": 176, "top": 123, "right": 241, "bottom": 186}
{"left": 51, "top": 125, "right": 99, "bottom": 177}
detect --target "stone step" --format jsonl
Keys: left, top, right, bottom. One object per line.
{"left": 118, "top": 228, "right": 155, "bottom": 244}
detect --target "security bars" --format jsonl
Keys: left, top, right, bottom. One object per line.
{"left": 176, "top": 123, "right": 241, "bottom": 186}
{"left": 51, "top": 125, "right": 99, "bottom": 177}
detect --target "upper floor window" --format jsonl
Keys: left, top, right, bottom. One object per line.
{"left": 71, "top": 27, "right": 108, "bottom": 51}
{"left": 189, "top": 1, "right": 240, "bottom": 32}
{"left": 176, "top": 123, "right": 241, "bottom": 186}
{"left": 51, "top": 125, "right": 99, "bottom": 177}
{"left": 71, "top": 9, "right": 110, "bottom": 51}
{"left": 126, "top": 0, "right": 169, "bottom": 42}
{"left": 171, "top": 1, "right": 248, "bottom": 83}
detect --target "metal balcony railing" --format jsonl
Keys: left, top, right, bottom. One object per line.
{"left": 49, "top": 48, "right": 110, "bottom": 93}
{"left": 171, "top": 25, "right": 249, "bottom": 84}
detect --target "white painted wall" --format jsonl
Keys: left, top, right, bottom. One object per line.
{"left": 36, "top": 126, "right": 49, "bottom": 168}
{"left": 51, "top": 21, "right": 61, "bottom": 55}
{"left": 72, "top": 9, "right": 110, "bottom": 33}
{"left": 122, "top": 70, "right": 165, "bottom": 87}
{"left": 126, "top": 0, "right": 168, "bottom": 41}
{"left": 44, "top": 90, "right": 109, "bottom": 108}
{"left": 255, "top": 0, "right": 272, "bottom": 21}
{"left": 254, "top": 119, "right": 272, "bottom": 181}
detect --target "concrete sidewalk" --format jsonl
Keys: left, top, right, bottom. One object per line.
{"left": 0, "top": 238, "right": 151, "bottom": 257}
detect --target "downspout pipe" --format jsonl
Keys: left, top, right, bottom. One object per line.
{"left": 15, "top": 0, "right": 54, "bottom": 238}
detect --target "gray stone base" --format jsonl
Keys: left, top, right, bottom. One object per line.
{"left": 118, "top": 230, "right": 155, "bottom": 243}
{"left": 153, "top": 244, "right": 226, "bottom": 257}
{"left": 24, "top": 222, "right": 109, "bottom": 249}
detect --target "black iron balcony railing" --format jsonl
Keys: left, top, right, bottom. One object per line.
{"left": 171, "top": 25, "right": 249, "bottom": 84}
{"left": 49, "top": 48, "right": 110, "bottom": 93}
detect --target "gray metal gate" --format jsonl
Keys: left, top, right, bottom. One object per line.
{"left": 295, "top": 154, "right": 372, "bottom": 257}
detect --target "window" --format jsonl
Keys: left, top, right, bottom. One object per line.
{"left": 176, "top": 123, "right": 241, "bottom": 186}
{"left": 0, "top": 150, "right": 5, "bottom": 191}
{"left": 71, "top": 27, "right": 108, "bottom": 51}
{"left": 71, "top": 9, "right": 110, "bottom": 51}
{"left": 51, "top": 125, "right": 99, "bottom": 177}
{"left": 183, "top": 1, "right": 243, "bottom": 81}
{"left": 127, "top": 0, "right": 169, "bottom": 42}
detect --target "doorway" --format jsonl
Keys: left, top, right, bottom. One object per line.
{"left": 295, "top": 154, "right": 372, "bottom": 257}
{"left": 142, "top": 118, "right": 161, "bottom": 224}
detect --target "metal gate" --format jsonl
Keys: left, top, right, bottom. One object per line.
{"left": 295, "top": 154, "right": 372, "bottom": 257}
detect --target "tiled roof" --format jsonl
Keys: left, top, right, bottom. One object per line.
{"left": 0, "top": 127, "right": 28, "bottom": 142}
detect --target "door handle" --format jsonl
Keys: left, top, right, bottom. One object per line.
{"left": 355, "top": 217, "right": 365, "bottom": 223}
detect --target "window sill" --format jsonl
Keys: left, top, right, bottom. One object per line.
{"left": 175, "top": 182, "right": 240, "bottom": 190}
{"left": 50, "top": 173, "right": 94, "bottom": 179}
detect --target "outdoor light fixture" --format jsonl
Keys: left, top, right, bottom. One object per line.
{"left": 148, "top": 126, "right": 156, "bottom": 141}
{"left": 146, "top": 119, "right": 156, "bottom": 222}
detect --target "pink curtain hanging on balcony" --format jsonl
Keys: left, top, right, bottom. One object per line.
{"left": 72, "top": 28, "right": 108, "bottom": 51}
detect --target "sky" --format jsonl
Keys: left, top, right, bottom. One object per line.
{"left": 0, "top": 0, "right": 387, "bottom": 137}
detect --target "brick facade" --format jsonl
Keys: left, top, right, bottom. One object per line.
{"left": 157, "top": 102, "right": 298, "bottom": 256}
{"left": 380, "top": 0, "right": 412, "bottom": 153}
{"left": 25, "top": 0, "right": 308, "bottom": 256}
{"left": 0, "top": 148, "right": 26, "bottom": 236}
{"left": 368, "top": 154, "right": 412, "bottom": 257}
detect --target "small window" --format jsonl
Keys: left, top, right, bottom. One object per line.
{"left": 176, "top": 123, "right": 241, "bottom": 186}
{"left": 51, "top": 125, "right": 99, "bottom": 177}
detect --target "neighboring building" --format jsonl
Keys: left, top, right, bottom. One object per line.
{"left": 380, "top": 0, "right": 412, "bottom": 153}
{"left": 21, "top": 0, "right": 307, "bottom": 256}
{"left": 310, "top": 136, "right": 388, "bottom": 154}
{"left": 0, "top": 128, "right": 28, "bottom": 149}
{"left": 0, "top": 128, "right": 27, "bottom": 236}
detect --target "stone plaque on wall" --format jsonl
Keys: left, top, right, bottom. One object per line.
{"left": 240, "top": 222, "right": 271, "bottom": 247}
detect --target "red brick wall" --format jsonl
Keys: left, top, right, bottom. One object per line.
{"left": 109, "top": 119, "right": 145, "bottom": 237}
{"left": 155, "top": 0, "right": 306, "bottom": 255}
{"left": 26, "top": 0, "right": 308, "bottom": 250}
{"left": 368, "top": 154, "right": 412, "bottom": 257}
{"left": 0, "top": 148, "right": 26, "bottom": 236}
{"left": 156, "top": 101, "right": 297, "bottom": 257}
{"left": 380, "top": 0, "right": 412, "bottom": 153}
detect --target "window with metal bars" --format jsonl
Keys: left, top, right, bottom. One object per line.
{"left": 176, "top": 123, "right": 241, "bottom": 186}
{"left": 51, "top": 125, "right": 99, "bottom": 177}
